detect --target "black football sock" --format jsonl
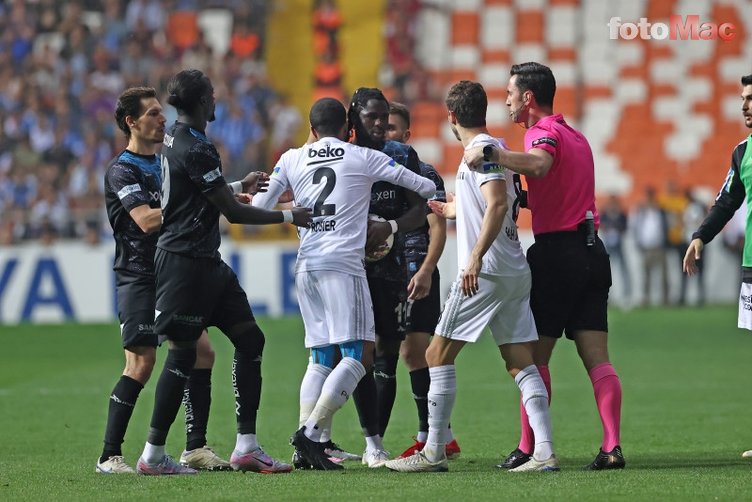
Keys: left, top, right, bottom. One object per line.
{"left": 101, "top": 375, "right": 144, "bottom": 462}
{"left": 374, "top": 352, "right": 399, "bottom": 437}
{"left": 409, "top": 367, "right": 430, "bottom": 435}
{"left": 147, "top": 348, "right": 196, "bottom": 446}
{"left": 184, "top": 368, "right": 212, "bottom": 451}
{"left": 353, "top": 369, "right": 380, "bottom": 437}
{"left": 233, "top": 350, "right": 261, "bottom": 434}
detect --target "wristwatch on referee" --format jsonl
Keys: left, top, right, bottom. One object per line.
{"left": 483, "top": 145, "right": 494, "bottom": 161}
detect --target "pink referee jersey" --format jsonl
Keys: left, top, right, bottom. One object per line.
{"left": 523, "top": 113, "right": 600, "bottom": 236}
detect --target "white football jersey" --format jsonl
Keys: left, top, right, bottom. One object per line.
{"left": 252, "top": 137, "right": 436, "bottom": 276}
{"left": 455, "top": 133, "right": 528, "bottom": 276}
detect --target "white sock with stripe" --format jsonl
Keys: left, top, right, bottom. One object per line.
{"left": 515, "top": 365, "right": 554, "bottom": 461}
{"left": 424, "top": 365, "right": 456, "bottom": 462}
{"left": 299, "top": 363, "right": 331, "bottom": 427}
{"left": 304, "top": 357, "right": 365, "bottom": 442}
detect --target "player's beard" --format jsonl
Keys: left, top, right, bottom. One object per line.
{"left": 356, "top": 123, "right": 385, "bottom": 150}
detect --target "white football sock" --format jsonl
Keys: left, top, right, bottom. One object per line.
{"left": 416, "top": 431, "right": 428, "bottom": 443}
{"left": 299, "top": 363, "right": 332, "bottom": 427}
{"left": 235, "top": 433, "right": 258, "bottom": 454}
{"left": 319, "top": 415, "right": 332, "bottom": 443}
{"left": 304, "top": 357, "right": 365, "bottom": 442}
{"left": 142, "top": 442, "right": 165, "bottom": 464}
{"left": 424, "top": 365, "right": 456, "bottom": 462}
{"left": 364, "top": 435, "right": 383, "bottom": 451}
{"left": 515, "top": 364, "right": 554, "bottom": 460}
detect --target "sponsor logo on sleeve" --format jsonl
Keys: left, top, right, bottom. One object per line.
{"left": 482, "top": 162, "right": 502, "bottom": 173}
{"left": 532, "top": 137, "right": 557, "bottom": 148}
{"left": 203, "top": 167, "right": 221, "bottom": 182}
{"left": 272, "top": 166, "right": 281, "bottom": 175}
{"left": 117, "top": 184, "right": 141, "bottom": 200}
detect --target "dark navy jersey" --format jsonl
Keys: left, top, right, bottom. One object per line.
{"left": 158, "top": 122, "right": 227, "bottom": 259}
{"left": 404, "top": 162, "right": 446, "bottom": 261}
{"left": 104, "top": 150, "right": 162, "bottom": 276}
{"left": 366, "top": 140, "right": 423, "bottom": 282}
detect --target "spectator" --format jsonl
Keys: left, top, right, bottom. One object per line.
{"left": 269, "top": 93, "right": 302, "bottom": 162}
{"left": 600, "top": 194, "right": 631, "bottom": 306}
{"left": 0, "top": 0, "right": 291, "bottom": 245}
{"left": 659, "top": 179, "right": 689, "bottom": 303}
{"left": 632, "top": 186, "right": 669, "bottom": 307}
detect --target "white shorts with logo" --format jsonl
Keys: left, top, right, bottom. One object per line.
{"left": 436, "top": 271, "right": 538, "bottom": 346}
{"left": 738, "top": 282, "right": 752, "bottom": 330}
{"left": 296, "top": 270, "right": 375, "bottom": 348}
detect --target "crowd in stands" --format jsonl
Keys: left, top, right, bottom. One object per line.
{"left": 311, "top": 0, "right": 343, "bottom": 102}
{"left": 0, "top": 0, "right": 302, "bottom": 246}
{"left": 600, "top": 183, "right": 745, "bottom": 309}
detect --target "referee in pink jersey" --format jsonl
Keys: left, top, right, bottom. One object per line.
{"left": 465, "top": 62, "right": 624, "bottom": 471}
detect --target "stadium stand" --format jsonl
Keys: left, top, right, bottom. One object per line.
{"left": 0, "top": 0, "right": 295, "bottom": 245}
{"left": 1, "top": 0, "right": 749, "bottom": 243}
{"left": 400, "top": 0, "right": 751, "bottom": 216}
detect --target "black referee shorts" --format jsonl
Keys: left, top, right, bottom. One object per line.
{"left": 154, "top": 249, "right": 256, "bottom": 342}
{"left": 116, "top": 271, "right": 158, "bottom": 348}
{"left": 527, "top": 232, "right": 611, "bottom": 340}
{"left": 406, "top": 268, "right": 441, "bottom": 334}
{"left": 368, "top": 276, "right": 408, "bottom": 341}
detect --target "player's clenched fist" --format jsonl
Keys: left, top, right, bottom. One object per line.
{"left": 290, "top": 207, "right": 313, "bottom": 228}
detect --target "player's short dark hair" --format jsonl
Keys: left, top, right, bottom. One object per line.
{"left": 309, "top": 97, "right": 346, "bottom": 136}
{"left": 166, "top": 69, "right": 212, "bottom": 116}
{"left": 742, "top": 74, "right": 752, "bottom": 86}
{"left": 445, "top": 80, "right": 487, "bottom": 128}
{"left": 389, "top": 102, "right": 410, "bottom": 128}
{"left": 510, "top": 62, "right": 556, "bottom": 108}
{"left": 347, "top": 87, "right": 388, "bottom": 132}
{"left": 115, "top": 87, "right": 157, "bottom": 139}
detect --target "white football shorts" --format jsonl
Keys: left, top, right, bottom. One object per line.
{"left": 738, "top": 281, "right": 752, "bottom": 330}
{"left": 296, "top": 270, "right": 375, "bottom": 348}
{"left": 436, "top": 271, "right": 538, "bottom": 345}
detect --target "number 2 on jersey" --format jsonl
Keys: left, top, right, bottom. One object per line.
{"left": 312, "top": 167, "right": 336, "bottom": 216}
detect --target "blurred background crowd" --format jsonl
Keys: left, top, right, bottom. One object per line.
{"left": 0, "top": 0, "right": 304, "bottom": 245}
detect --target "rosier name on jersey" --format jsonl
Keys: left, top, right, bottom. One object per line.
{"left": 309, "top": 220, "right": 337, "bottom": 232}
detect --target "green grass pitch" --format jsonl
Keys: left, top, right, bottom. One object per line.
{"left": 1, "top": 305, "right": 750, "bottom": 500}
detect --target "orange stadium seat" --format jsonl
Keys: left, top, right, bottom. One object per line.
{"left": 403, "top": 0, "right": 750, "bottom": 214}
{"left": 515, "top": 10, "right": 544, "bottom": 43}
{"left": 646, "top": 0, "right": 676, "bottom": 20}
{"left": 451, "top": 12, "right": 479, "bottom": 45}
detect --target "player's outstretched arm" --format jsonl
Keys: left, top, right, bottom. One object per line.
{"left": 464, "top": 144, "right": 553, "bottom": 178}
{"left": 206, "top": 184, "right": 312, "bottom": 227}
{"left": 250, "top": 171, "right": 288, "bottom": 210}
{"left": 387, "top": 165, "right": 437, "bottom": 199}
{"left": 427, "top": 193, "right": 456, "bottom": 220}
